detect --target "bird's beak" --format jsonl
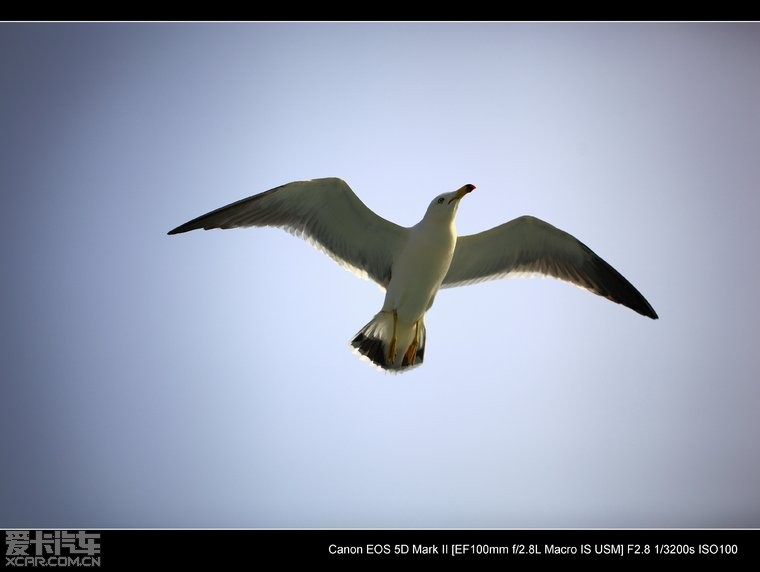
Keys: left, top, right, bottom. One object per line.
{"left": 449, "top": 184, "right": 476, "bottom": 204}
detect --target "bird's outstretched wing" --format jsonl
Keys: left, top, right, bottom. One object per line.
{"left": 442, "top": 215, "right": 658, "bottom": 319}
{"left": 168, "top": 178, "right": 408, "bottom": 287}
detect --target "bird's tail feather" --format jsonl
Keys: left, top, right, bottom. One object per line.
{"left": 350, "top": 311, "right": 426, "bottom": 372}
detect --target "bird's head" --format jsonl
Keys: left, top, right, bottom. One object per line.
{"left": 423, "top": 184, "right": 475, "bottom": 221}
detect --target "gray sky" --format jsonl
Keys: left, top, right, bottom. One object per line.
{"left": 1, "top": 22, "right": 759, "bottom": 528}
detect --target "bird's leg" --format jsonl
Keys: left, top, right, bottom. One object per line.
{"left": 404, "top": 320, "right": 419, "bottom": 365}
{"left": 387, "top": 309, "right": 398, "bottom": 362}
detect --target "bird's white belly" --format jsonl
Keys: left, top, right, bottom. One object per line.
{"left": 383, "top": 226, "right": 456, "bottom": 322}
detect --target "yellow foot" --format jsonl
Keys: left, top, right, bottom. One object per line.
{"left": 387, "top": 309, "right": 398, "bottom": 362}
{"left": 403, "top": 320, "right": 420, "bottom": 365}
{"left": 404, "top": 340, "right": 418, "bottom": 365}
{"left": 388, "top": 337, "right": 397, "bottom": 362}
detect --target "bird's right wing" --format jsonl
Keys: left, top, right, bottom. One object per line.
{"left": 442, "top": 215, "right": 658, "bottom": 319}
{"left": 168, "top": 178, "right": 408, "bottom": 288}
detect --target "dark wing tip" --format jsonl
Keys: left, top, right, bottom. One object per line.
{"left": 166, "top": 183, "right": 291, "bottom": 237}
{"left": 642, "top": 304, "right": 659, "bottom": 320}
{"left": 631, "top": 298, "right": 658, "bottom": 320}
{"left": 167, "top": 222, "right": 198, "bottom": 235}
{"left": 585, "top": 252, "right": 659, "bottom": 320}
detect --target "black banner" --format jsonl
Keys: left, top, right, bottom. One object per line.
{"left": 4, "top": 529, "right": 759, "bottom": 567}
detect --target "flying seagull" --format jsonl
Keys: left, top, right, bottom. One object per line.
{"left": 168, "top": 177, "right": 658, "bottom": 372}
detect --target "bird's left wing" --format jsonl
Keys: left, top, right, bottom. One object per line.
{"left": 442, "top": 215, "right": 658, "bottom": 319}
{"left": 168, "top": 178, "right": 408, "bottom": 288}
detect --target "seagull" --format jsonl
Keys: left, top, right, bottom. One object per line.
{"left": 168, "top": 177, "right": 658, "bottom": 372}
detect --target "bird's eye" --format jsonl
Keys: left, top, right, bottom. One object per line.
{"left": 437, "top": 197, "right": 445, "bottom": 204}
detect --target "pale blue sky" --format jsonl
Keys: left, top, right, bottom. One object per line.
{"left": 1, "top": 22, "right": 759, "bottom": 527}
